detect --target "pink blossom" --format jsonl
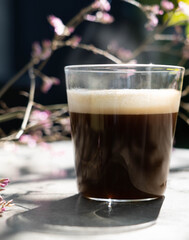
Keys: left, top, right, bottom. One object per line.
{"left": 31, "top": 110, "right": 50, "bottom": 121}
{"left": 41, "top": 76, "right": 60, "bottom": 93}
{"left": 48, "top": 15, "right": 65, "bottom": 35}
{"left": 41, "top": 80, "right": 53, "bottom": 93}
{"left": 19, "top": 134, "right": 39, "bottom": 147}
{"left": 0, "top": 207, "right": 6, "bottom": 213}
{"left": 31, "top": 40, "right": 52, "bottom": 61}
{"left": 60, "top": 118, "right": 71, "bottom": 133}
{"left": 96, "top": 11, "right": 114, "bottom": 24}
{"left": 42, "top": 40, "right": 51, "bottom": 48}
{"left": 41, "top": 40, "right": 52, "bottom": 60}
{"left": 85, "top": 14, "right": 97, "bottom": 22}
{"left": 68, "top": 27, "right": 75, "bottom": 34}
{"left": 107, "top": 41, "right": 133, "bottom": 61}
{"left": 117, "top": 48, "right": 133, "bottom": 61}
{"left": 0, "top": 179, "right": 10, "bottom": 188}
{"left": 53, "top": 77, "right": 60, "bottom": 85}
{"left": 161, "top": 0, "right": 174, "bottom": 11}
{"left": 143, "top": 5, "right": 163, "bottom": 16}
{"left": 179, "top": 1, "right": 189, "bottom": 16}
{"left": 85, "top": 12, "right": 114, "bottom": 24}
{"left": 69, "top": 36, "right": 82, "bottom": 47}
{"left": 92, "top": 0, "right": 111, "bottom": 12}
{"left": 151, "top": 5, "right": 163, "bottom": 15}
{"left": 143, "top": 4, "right": 164, "bottom": 31}
{"left": 31, "top": 42, "right": 42, "bottom": 58}
{"left": 145, "top": 14, "right": 158, "bottom": 31}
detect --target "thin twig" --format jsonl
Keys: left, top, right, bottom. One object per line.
{"left": 0, "top": 104, "right": 68, "bottom": 123}
{"left": 154, "top": 34, "right": 184, "bottom": 42}
{"left": 0, "top": 61, "right": 34, "bottom": 99}
{"left": 33, "top": 102, "right": 68, "bottom": 111}
{"left": 0, "top": 111, "right": 25, "bottom": 123}
{"left": 57, "top": 41, "right": 122, "bottom": 64}
{"left": 143, "top": 45, "right": 181, "bottom": 56}
{"left": 76, "top": 43, "right": 123, "bottom": 64}
{"left": 184, "top": 69, "right": 189, "bottom": 76}
{"left": 38, "top": 2, "right": 97, "bottom": 72}
{"left": 66, "top": 4, "right": 96, "bottom": 29}
{"left": 130, "top": 11, "right": 175, "bottom": 60}
{"left": 182, "top": 85, "right": 189, "bottom": 97}
{"left": 0, "top": 68, "right": 36, "bottom": 141}
{"left": 15, "top": 68, "right": 36, "bottom": 139}
{"left": 180, "top": 102, "right": 189, "bottom": 111}
{"left": 179, "top": 112, "right": 189, "bottom": 125}
{"left": 33, "top": 68, "right": 46, "bottom": 79}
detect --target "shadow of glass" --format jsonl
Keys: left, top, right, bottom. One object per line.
{"left": 7, "top": 194, "right": 164, "bottom": 235}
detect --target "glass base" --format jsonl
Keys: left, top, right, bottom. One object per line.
{"left": 85, "top": 196, "right": 159, "bottom": 202}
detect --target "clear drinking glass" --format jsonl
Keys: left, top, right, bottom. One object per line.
{"left": 65, "top": 64, "right": 185, "bottom": 202}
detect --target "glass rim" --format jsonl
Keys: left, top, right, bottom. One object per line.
{"left": 65, "top": 64, "right": 185, "bottom": 73}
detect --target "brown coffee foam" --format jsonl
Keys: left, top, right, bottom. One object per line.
{"left": 67, "top": 89, "right": 181, "bottom": 114}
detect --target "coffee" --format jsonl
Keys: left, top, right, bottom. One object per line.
{"left": 67, "top": 89, "right": 180, "bottom": 200}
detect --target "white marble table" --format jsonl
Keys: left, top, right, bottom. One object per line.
{"left": 0, "top": 141, "right": 189, "bottom": 240}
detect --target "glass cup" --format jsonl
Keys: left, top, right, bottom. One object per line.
{"left": 65, "top": 64, "right": 185, "bottom": 202}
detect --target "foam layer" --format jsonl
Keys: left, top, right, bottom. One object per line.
{"left": 67, "top": 89, "right": 181, "bottom": 114}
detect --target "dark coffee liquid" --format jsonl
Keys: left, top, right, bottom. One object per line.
{"left": 70, "top": 112, "right": 177, "bottom": 200}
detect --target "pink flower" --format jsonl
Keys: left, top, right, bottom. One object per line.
{"left": 19, "top": 134, "right": 39, "bottom": 147}
{"left": 145, "top": 14, "right": 158, "bottom": 31}
{"left": 179, "top": 1, "right": 189, "bottom": 16}
{"left": 107, "top": 41, "right": 133, "bottom": 61}
{"left": 0, "top": 179, "right": 10, "bottom": 188}
{"left": 31, "top": 110, "right": 50, "bottom": 121}
{"left": 92, "top": 0, "right": 111, "bottom": 12}
{"left": 96, "top": 11, "right": 114, "bottom": 24}
{"left": 143, "top": 4, "right": 164, "bottom": 31}
{"left": 85, "top": 12, "right": 114, "bottom": 24}
{"left": 41, "top": 40, "right": 52, "bottom": 60}
{"left": 69, "top": 36, "right": 82, "bottom": 47}
{"left": 60, "top": 118, "right": 71, "bottom": 133}
{"left": 41, "top": 76, "right": 60, "bottom": 93}
{"left": 117, "top": 48, "right": 133, "bottom": 61}
{"left": 151, "top": 5, "right": 164, "bottom": 15}
{"left": 47, "top": 15, "right": 74, "bottom": 36}
{"left": 48, "top": 15, "right": 65, "bottom": 35}
{"left": 143, "top": 5, "right": 163, "bottom": 16}
{"left": 31, "top": 42, "right": 42, "bottom": 58}
{"left": 161, "top": 0, "right": 174, "bottom": 11}
{"left": 0, "top": 207, "right": 6, "bottom": 213}
{"left": 85, "top": 14, "right": 97, "bottom": 22}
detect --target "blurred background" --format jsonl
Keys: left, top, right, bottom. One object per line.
{"left": 0, "top": 0, "right": 188, "bottom": 147}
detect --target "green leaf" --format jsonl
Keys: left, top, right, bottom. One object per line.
{"left": 179, "top": 0, "right": 189, "bottom": 4}
{"left": 186, "top": 23, "right": 189, "bottom": 38}
{"left": 164, "top": 11, "right": 189, "bottom": 26}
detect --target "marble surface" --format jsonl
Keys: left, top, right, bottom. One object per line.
{"left": 0, "top": 141, "right": 189, "bottom": 240}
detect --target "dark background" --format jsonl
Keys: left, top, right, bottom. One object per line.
{"left": 0, "top": 0, "right": 188, "bottom": 148}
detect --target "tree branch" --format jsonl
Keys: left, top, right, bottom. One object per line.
{"left": 0, "top": 61, "right": 34, "bottom": 99}
{"left": 1, "top": 68, "right": 36, "bottom": 141}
